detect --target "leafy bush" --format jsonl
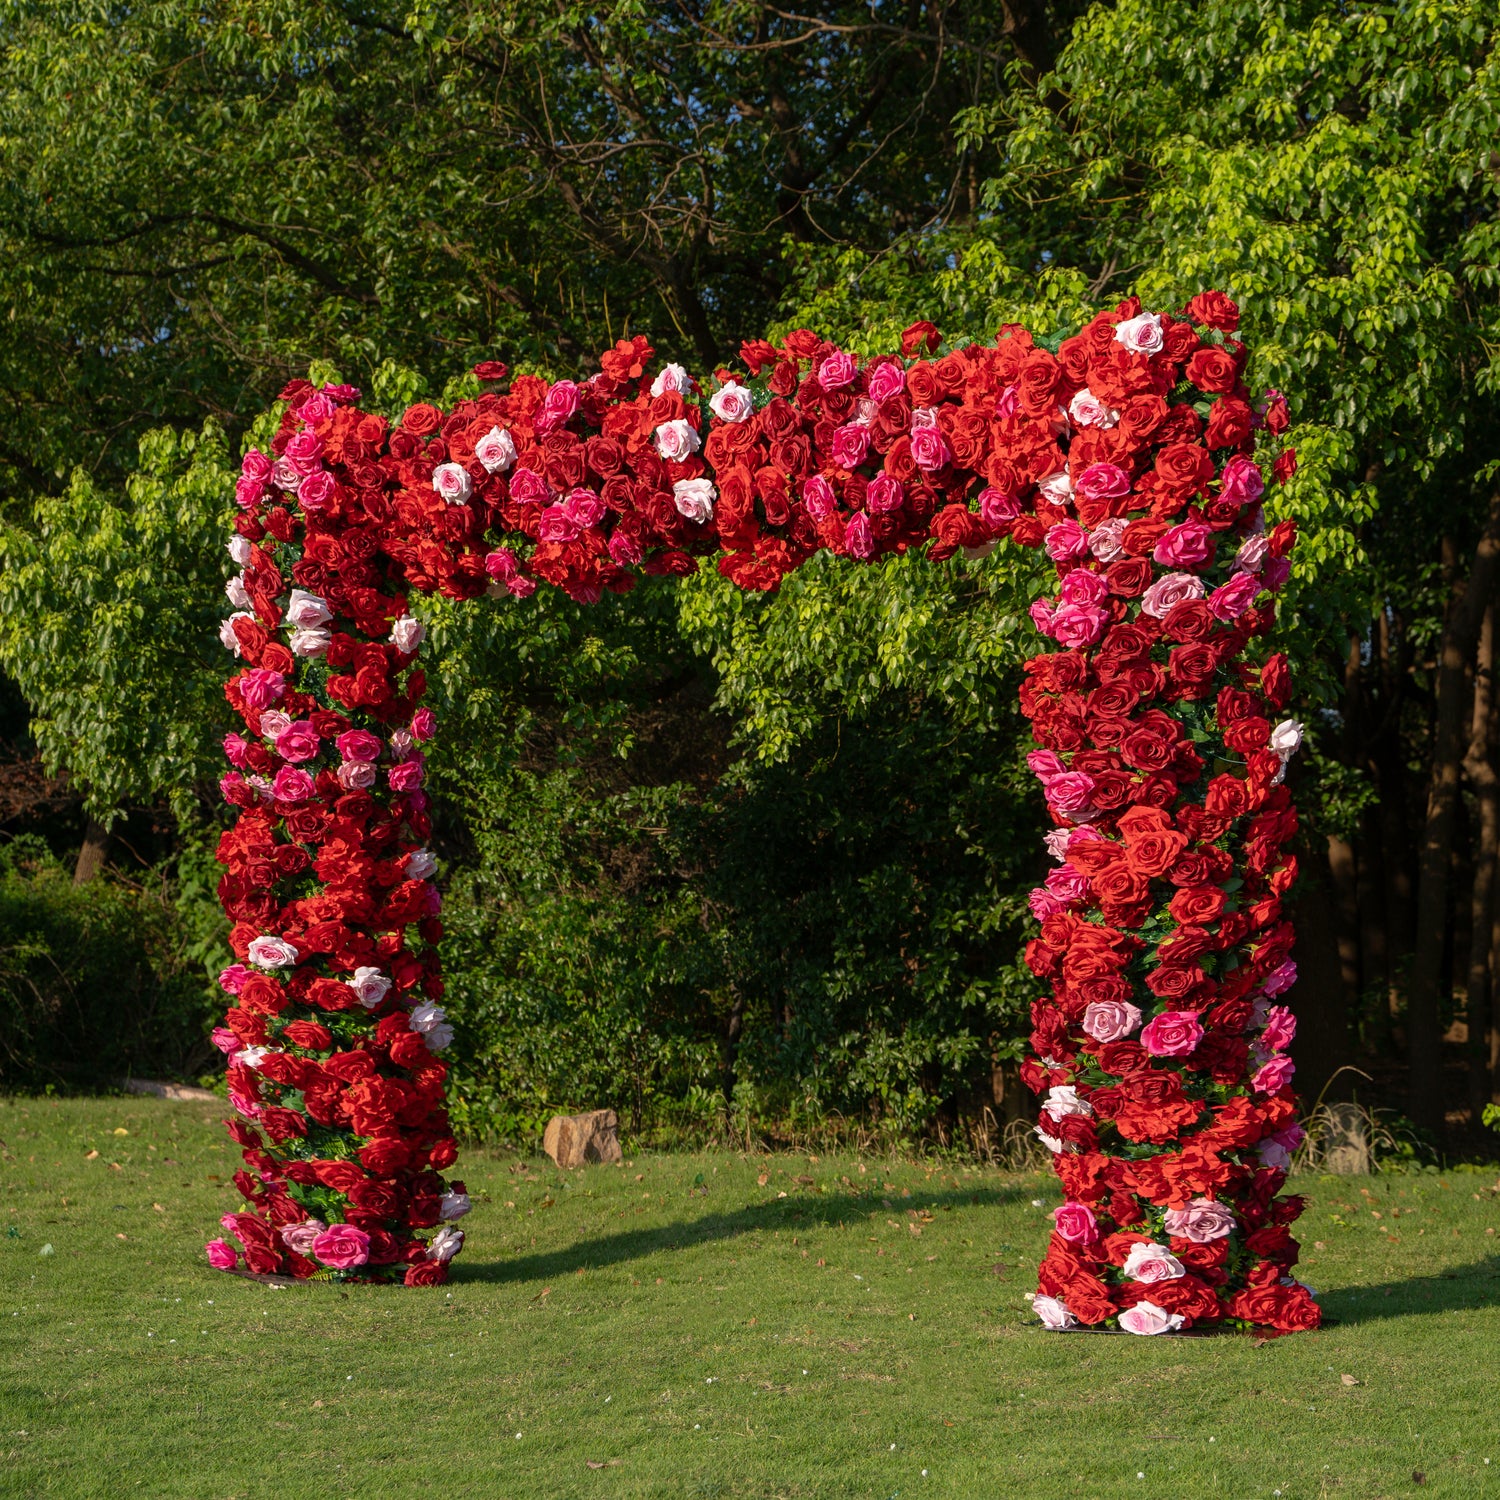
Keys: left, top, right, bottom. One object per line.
{"left": 0, "top": 838, "right": 220, "bottom": 1090}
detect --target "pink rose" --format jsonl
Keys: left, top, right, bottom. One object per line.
{"left": 1208, "top": 571, "right": 1262, "bottom": 620}
{"left": 297, "top": 470, "right": 336, "bottom": 509}
{"left": 275, "top": 722, "right": 320, "bottom": 764}
{"left": 1219, "top": 455, "right": 1265, "bottom": 506}
{"left": 311, "top": 1224, "right": 371, "bottom": 1270}
{"left": 337, "top": 729, "right": 382, "bottom": 763}
{"left": 1045, "top": 519, "right": 1090, "bottom": 563}
{"left": 845, "top": 513, "right": 875, "bottom": 559}
{"left": 979, "top": 487, "right": 1021, "bottom": 527}
{"left": 1044, "top": 865, "right": 1091, "bottom": 903}
{"left": 910, "top": 426, "right": 951, "bottom": 473}
{"left": 1162, "top": 1197, "right": 1235, "bottom": 1243}
{"left": 1122, "top": 1242, "right": 1186, "bottom": 1282}
{"left": 1233, "top": 534, "right": 1270, "bottom": 573}
{"left": 271, "top": 766, "right": 315, "bottom": 803}
{"left": 709, "top": 381, "right": 753, "bottom": 423}
{"left": 1029, "top": 887, "right": 1068, "bottom": 921}
{"left": 1089, "top": 518, "right": 1129, "bottom": 562}
{"left": 818, "top": 351, "right": 857, "bottom": 390}
{"left": 1082, "top": 1000, "right": 1143, "bottom": 1044}
{"left": 1053, "top": 1201, "right": 1101, "bottom": 1244}
{"left": 286, "top": 590, "right": 332, "bottom": 630}
{"left": 1050, "top": 602, "right": 1109, "bottom": 648}
{"left": 1027, "top": 749, "right": 1066, "bottom": 779}
{"left": 866, "top": 474, "right": 904, "bottom": 513}
{"left": 1140, "top": 1009, "right": 1204, "bottom": 1058}
{"left": 1260, "top": 1005, "right": 1296, "bottom": 1053}
{"left": 210, "top": 1027, "right": 238, "bottom": 1054}
{"left": 1118, "top": 1301, "right": 1185, "bottom": 1336}
{"left": 350, "top": 967, "right": 392, "bottom": 1008}
{"left": 338, "top": 761, "right": 377, "bottom": 791}
{"left": 1251, "top": 1056, "right": 1296, "bottom": 1094}
{"left": 1114, "top": 312, "right": 1164, "bottom": 355}
{"left": 1141, "top": 572, "right": 1206, "bottom": 619}
{"left": 280, "top": 1219, "right": 326, "bottom": 1257}
{"left": 1262, "top": 959, "right": 1297, "bottom": 997}
{"left": 508, "top": 467, "right": 552, "bottom": 504}
{"left": 866, "top": 360, "right": 905, "bottom": 403}
{"left": 830, "top": 423, "right": 870, "bottom": 469}
{"left": 1152, "top": 519, "right": 1214, "bottom": 570}
{"left": 205, "top": 1239, "right": 239, "bottom": 1271}
{"left": 1045, "top": 771, "right": 1096, "bottom": 814}
{"left": 239, "top": 668, "right": 287, "bottom": 711}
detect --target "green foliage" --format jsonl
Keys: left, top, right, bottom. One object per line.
{"left": 0, "top": 839, "right": 218, "bottom": 1089}
{"left": 0, "top": 422, "right": 234, "bottom": 826}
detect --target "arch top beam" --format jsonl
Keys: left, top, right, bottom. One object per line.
{"left": 209, "top": 293, "right": 1317, "bottom": 1334}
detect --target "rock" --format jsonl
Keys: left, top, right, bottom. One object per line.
{"left": 122, "top": 1078, "right": 218, "bottom": 1102}
{"left": 542, "top": 1109, "right": 622, "bottom": 1169}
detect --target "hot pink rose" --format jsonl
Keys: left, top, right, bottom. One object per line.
{"left": 337, "top": 729, "right": 382, "bottom": 763}
{"left": 1162, "top": 1197, "right": 1235, "bottom": 1243}
{"left": 508, "top": 467, "right": 552, "bottom": 504}
{"left": 1208, "top": 571, "right": 1262, "bottom": 620}
{"left": 537, "top": 504, "right": 579, "bottom": 542}
{"left": 1053, "top": 1201, "right": 1100, "bottom": 1244}
{"left": 1219, "top": 455, "right": 1265, "bottom": 505}
{"left": 979, "top": 487, "right": 1021, "bottom": 527}
{"left": 276, "top": 722, "right": 321, "bottom": 764}
{"left": 218, "top": 963, "right": 250, "bottom": 995}
{"left": 1153, "top": 519, "right": 1214, "bottom": 570}
{"left": 1251, "top": 1056, "right": 1296, "bottom": 1094}
{"left": 866, "top": 360, "right": 905, "bottom": 403}
{"left": 608, "top": 530, "right": 644, "bottom": 566}
{"left": 1050, "top": 602, "right": 1109, "bottom": 648}
{"left": 1045, "top": 519, "right": 1090, "bottom": 563}
{"left": 865, "top": 474, "right": 904, "bottom": 513}
{"left": 311, "top": 1224, "right": 371, "bottom": 1270}
{"left": 1075, "top": 462, "right": 1132, "bottom": 506}
{"left": 1029, "top": 887, "right": 1067, "bottom": 921}
{"left": 818, "top": 351, "right": 857, "bottom": 390}
{"left": 1059, "top": 568, "right": 1108, "bottom": 607}
{"left": 282, "top": 430, "right": 322, "bottom": 470}
{"left": 1140, "top": 1010, "right": 1204, "bottom": 1058}
{"left": 1044, "top": 865, "right": 1091, "bottom": 903}
{"left": 564, "top": 488, "right": 606, "bottom": 529}
{"left": 271, "top": 766, "right": 316, "bottom": 803}
{"left": 1260, "top": 1004, "right": 1296, "bottom": 1053}
{"left": 389, "top": 759, "right": 425, "bottom": 792}
{"left": 297, "top": 470, "right": 335, "bottom": 509}
{"left": 830, "top": 423, "right": 870, "bottom": 469}
{"left": 411, "top": 708, "right": 436, "bottom": 742}
{"left": 1045, "top": 771, "right": 1096, "bottom": 814}
{"left": 205, "top": 1239, "right": 238, "bottom": 1271}
{"left": 1082, "top": 1000, "right": 1143, "bottom": 1044}
{"left": 801, "top": 475, "right": 837, "bottom": 519}
{"left": 1262, "top": 960, "right": 1297, "bottom": 997}
{"left": 241, "top": 449, "right": 273, "bottom": 483}
{"left": 1027, "top": 749, "right": 1066, "bottom": 779}
{"left": 845, "top": 513, "right": 875, "bottom": 559}
{"left": 238, "top": 669, "right": 286, "bottom": 711}
{"left": 1141, "top": 572, "right": 1206, "bottom": 619}
{"left": 538, "top": 379, "right": 581, "bottom": 430}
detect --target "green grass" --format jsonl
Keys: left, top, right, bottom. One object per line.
{"left": 1, "top": 1097, "right": 1498, "bottom": 1498}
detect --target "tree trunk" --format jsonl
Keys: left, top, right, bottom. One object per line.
{"left": 1288, "top": 840, "right": 1354, "bottom": 1104}
{"left": 73, "top": 817, "right": 110, "bottom": 884}
{"left": 1409, "top": 494, "right": 1500, "bottom": 1133}
{"left": 1374, "top": 608, "right": 1415, "bottom": 1038}
{"left": 1467, "top": 601, "right": 1499, "bottom": 1120}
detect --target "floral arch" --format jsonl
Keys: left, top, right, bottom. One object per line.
{"left": 207, "top": 292, "right": 1318, "bottom": 1335}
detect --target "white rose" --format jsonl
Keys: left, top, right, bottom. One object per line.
{"left": 432, "top": 462, "right": 473, "bottom": 504}
{"left": 350, "top": 966, "right": 392, "bottom": 1008}
{"left": 390, "top": 617, "right": 426, "bottom": 653}
{"left": 673, "top": 478, "right": 716, "bottom": 523}
{"left": 439, "top": 1191, "right": 472, "bottom": 1222}
{"left": 1037, "top": 471, "right": 1075, "bottom": 507}
{"left": 234, "top": 1045, "right": 274, "bottom": 1069}
{"left": 1122, "top": 1242, "right": 1187, "bottom": 1283}
{"left": 1029, "top": 1294, "right": 1077, "bottom": 1330}
{"left": 428, "top": 1226, "right": 464, "bottom": 1263}
{"left": 1118, "top": 1301, "right": 1185, "bottom": 1336}
{"left": 286, "top": 589, "right": 332, "bottom": 629}
{"left": 649, "top": 362, "right": 692, "bottom": 397}
{"left": 475, "top": 426, "right": 517, "bottom": 474}
{"left": 1067, "top": 388, "right": 1120, "bottom": 429}
{"left": 220, "top": 612, "right": 253, "bottom": 656}
{"left": 708, "top": 380, "right": 753, "bottom": 423}
{"left": 409, "top": 1002, "right": 446, "bottom": 1034}
{"left": 653, "top": 418, "right": 702, "bottom": 462}
{"left": 247, "top": 935, "right": 299, "bottom": 969}
{"left": 1034, "top": 1124, "right": 1065, "bottom": 1154}
{"left": 225, "top": 574, "right": 252, "bottom": 610}
{"left": 1114, "top": 312, "right": 1165, "bottom": 355}
{"left": 1270, "top": 719, "right": 1304, "bottom": 758}
{"left": 227, "top": 536, "right": 253, "bottom": 567}
{"left": 1043, "top": 1085, "right": 1093, "bottom": 1118}
{"left": 406, "top": 849, "right": 438, "bottom": 880}
{"left": 289, "top": 627, "right": 332, "bottom": 658}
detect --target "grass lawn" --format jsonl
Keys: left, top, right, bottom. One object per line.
{"left": 1, "top": 1097, "right": 1498, "bottom": 1498}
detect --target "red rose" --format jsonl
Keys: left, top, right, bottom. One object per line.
{"left": 405, "top": 1258, "right": 449, "bottom": 1287}
{"left": 282, "top": 1021, "right": 332, "bottom": 1051}
{"left": 1185, "top": 348, "right": 1240, "bottom": 395}
{"left": 359, "top": 1136, "right": 412, "bottom": 1177}
{"left": 401, "top": 403, "right": 442, "bottom": 436}
{"left": 313, "top": 1160, "right": 368, "bottom": 1194}
{"left": 899, "top": 320, "right": 941, "bottom": 358}
{"left": 1184, "top": 291, "right": 1240, "bottom": 333}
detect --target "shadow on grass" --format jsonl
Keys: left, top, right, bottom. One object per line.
{"left": 451, "top": 1183, "right": 1031, "bottom": 1286}
{"left": 1318, "top": 1254, "right": 1500, "bottom": 1325}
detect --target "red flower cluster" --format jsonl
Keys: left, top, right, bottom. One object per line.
{"left": 209, "top": 292, "right": 1315, "bottom": 1328}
